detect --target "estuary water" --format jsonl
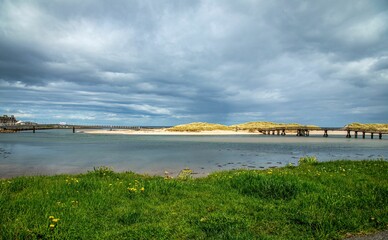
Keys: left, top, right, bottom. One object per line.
{"left": 0, "top": 130, "right": 387, "bottom": 178}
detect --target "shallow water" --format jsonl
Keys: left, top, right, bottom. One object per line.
{"left": 0, "top": 130, "right": 387, "bottom": 178}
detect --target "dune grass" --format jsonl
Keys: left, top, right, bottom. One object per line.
{"left": 231, "top": 121, "right": 302, "bottom": 129}
{"left": 1, "top": 160, "right": 387, "bottom": 239}
{"left": 167, "top": 122, "right": 233, "bottom": 132}
{"left": 167, "top": 121, "right": 321, "bottom": 132}
{"left": 346, "top": 123, "right": 388, "bottom": 132}
{"left": 231, "top": 121, "right": 321, "bottom": 131}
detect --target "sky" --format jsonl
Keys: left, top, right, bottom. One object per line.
{"left": 0, "top": 0, "right": 387, "bottom": 126}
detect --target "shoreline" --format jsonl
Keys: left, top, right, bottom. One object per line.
{"left": 80, "top": 128, "right": 348, "bottom": 136}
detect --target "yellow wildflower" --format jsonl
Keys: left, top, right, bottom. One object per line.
{"left": 140, "top": 187, "right": 145, "bottom": 192}
{"left": 49, "top": 216, "right": 54, "bottom": 220}
{"left": 49, "top": 224, "right": 55, "bottom": 229}
{"left": 52, "top": 218, "right": 60, "bottom": 223}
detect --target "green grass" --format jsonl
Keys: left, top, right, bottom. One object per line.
{"left": 299, "top": 155, "right": 319, "bottom": 165}
{"left": 1, "top": 160, "right": 387, "bottom": 239}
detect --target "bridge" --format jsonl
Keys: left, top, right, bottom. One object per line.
{"left": 247, "top": 126, "right": 387, "bottom": 139}
{"left": 1, "top": 124, "right": 386, "bottom": 139}
{"left": 0, "top": 124, "right": 163, "bottom": 133}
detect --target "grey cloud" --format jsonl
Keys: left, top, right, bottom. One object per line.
{"left": 1, "top": 0, "right": 387, "bottom": 126}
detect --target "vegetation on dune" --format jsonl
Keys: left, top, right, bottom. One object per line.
{"left": 231, "top": 121, "right": 320, "bottom": 131}
{"left": 232, "top": 121, "right": 301, "bottom": 129}
{"left": 346, "top": 123, "right": 388, "bottom": 132}
{"left": 167, "top": 122, "right": 233, "bottom": 132}
{"left": 167, "top": 121, "right": 388, "bottom": 133}
{"left": 167, "top": 121, "right": 321, "bottom": 132}
{"left": 1, "top": 160, "right": 388, "bottom": 239}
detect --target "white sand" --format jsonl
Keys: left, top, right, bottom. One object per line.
{"left": 81, "top": 129, "right": 349, "bottom": 136}
{"left": 309, "top": 130, "right": 347, "bottom": 136}
{"left": 80, "top": 129, "right": 260, "bottom": 135}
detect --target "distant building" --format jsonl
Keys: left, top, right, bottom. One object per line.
{"left": 0, "top": 115, "right": 17, "bottom": 126}
{"left": 16, "top": 121, "right": 37, "bottom": 126}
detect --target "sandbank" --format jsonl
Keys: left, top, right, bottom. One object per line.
{"left": 80, "top": 129, "right": 260, "bottom": 135}
{"left": 81, "top": 129, "right": 349, "bottom": 136}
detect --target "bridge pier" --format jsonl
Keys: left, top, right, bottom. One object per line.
{"left": 73, "top": 126, "right": 75, "bottom": 133}
{"left": 281, "top": 129, "right": 286, "bottom": 136}
{"left": 277, "top": 130, "right": 280, "bottom": 135}
{"left": 362, "top": 132, "right": 365, "bottom": 139}
{"left": 346, "top": 130, "right": 351, "bottom": 138}
{"left": 354, "top": 131, "right": 358, "bottom": 138}
{"left": 33, "top": 126, "right": 36, "bottom": 133}
{"left": 371, "top": 133, "right": 374, "bottom": 139}
{"left": 379, "top": 133, "right": 382, "bottom": 139}
{"left": 323, "top": 129, "right": 328, "bottom": 137}
{"left": 296, "top": 129, "right": 309, "bottom": 137}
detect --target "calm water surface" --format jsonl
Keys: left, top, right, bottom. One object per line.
{"left": 0, "top": 130, "right": 387, "bottom": 178}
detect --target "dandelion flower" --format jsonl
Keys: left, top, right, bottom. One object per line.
{"left": 49, "top": 224, "right": 55, "bottom": 229}
{"left": 52, "top": 218, "right": 60, "bottom": 223}
{"left": 49, "top": 216, "right": 54, "bottom": 220}
{"left": 140, "top": 187, "right": 145, "bottom": 192}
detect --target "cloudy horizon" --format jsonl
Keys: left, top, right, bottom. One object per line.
{"left": 1, "top": 0, "right": 387, "bottom": 126}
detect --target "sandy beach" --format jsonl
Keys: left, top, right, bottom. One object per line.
{"left": 81, "top": 128, "right": 349, "bottom": 136}
{"left": 80, "top": 129, "right": 258, "bottom": 135}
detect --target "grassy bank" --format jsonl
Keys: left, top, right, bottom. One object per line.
{"left": 1, "top": 161, "right": 387, "bottom": 239}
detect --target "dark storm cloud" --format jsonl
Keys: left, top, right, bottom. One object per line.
{"left": 0, "top": 0, "right": 387, "bottom": 125}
